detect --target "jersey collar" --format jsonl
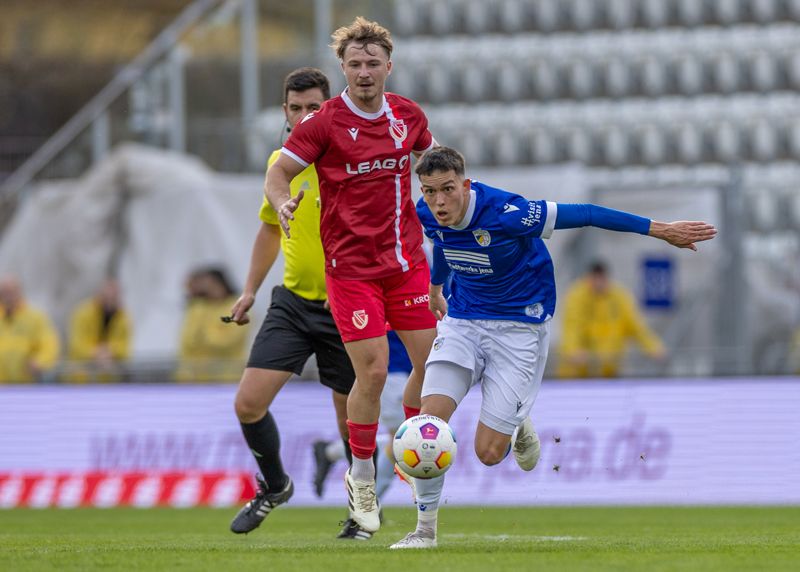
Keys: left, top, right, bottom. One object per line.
{"left": 450, "top": 188, "right": 477, "bottom": 230}
{"left": 341, "top": 88, "right": 388, "bottom": 120}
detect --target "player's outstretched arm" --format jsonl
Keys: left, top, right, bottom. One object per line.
{"left": 648, "top": 221, "right": 718, "bottom": 251}
{"left": 265, "top": 154, "right": 305, "bottom": 237}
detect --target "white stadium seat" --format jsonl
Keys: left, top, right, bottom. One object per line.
{"left": 568, "top": 0, "right": 599, "bottom": 31}
{"left": 675, "top": 123, "right": 704, "bottom": 164}
{"left": 712, "top": 121, "right": 742, "bottom": 162}
{"left": 637, "top": 124, "right": 668, "bottom": 165}
{"left": 751, "top": 0, "right": 780, "bottom": 23}
{"left": 498, "top": 0, "right": 526, "bottom": 33}
{"left": 789, "top": 119, "right": 800, "bottom": 159}
{"left": 640, "top": 0, "right": 670, "bottom": 28}
{"left": 640, "top": 56, "right": 669, "bottom": 97}
{"left": 430, "top": 1, "right": 458, "bottom": 35}
{"left": 750, "top": 119, "right": 779, "bottom": 161}
{"left": 677, "top": 0, "right": 706, "bottom": 26}
{"left": 605, "top": 0, "right": 636, "bottom": 30}
{"left": 532, "top": 0, "right": 560, "bottom": 33}
{"left": 711, "top": 52, "right": 742, "bottom": 93}
{"left": 676, "top": 55, "right": 704, "bottom": 95}
{"left": 749, "top": 51, "right": 779, "bottom": 92}
{"left": 604, "top": 57, "right": 633, "bottom": 97}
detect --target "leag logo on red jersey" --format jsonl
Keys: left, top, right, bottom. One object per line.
{"left": 345, "top": 154, "right": 409, "bottom": 175}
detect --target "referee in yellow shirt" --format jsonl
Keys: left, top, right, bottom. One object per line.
{"left": 226, "top": 68, "right": 363, "bottom": 539}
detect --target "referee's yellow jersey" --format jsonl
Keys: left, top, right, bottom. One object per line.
{"left": 260, "top": 150, "right": 327, "bottom": 301}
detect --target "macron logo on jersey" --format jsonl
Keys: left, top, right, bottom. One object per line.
{"left": 503, "top": 203, "right": 520, "bottom": 213}
{"left": 301, "top": 112, "right": 315, "bottom": 124}
{"left": 443, "top": 248, "right": 494, "bottom": 275}
{"left": 348, "top": 127, "right": 359, "bottom": 141}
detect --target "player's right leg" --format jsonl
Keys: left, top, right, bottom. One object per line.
{"left": 230, "top": 286, "right": 313, "bottom": 534}
{"left": 342, "top": 335, "right": 389, "bottom": 533}
{"left": 231, "top": 367, "right": 294, "bottom": 533}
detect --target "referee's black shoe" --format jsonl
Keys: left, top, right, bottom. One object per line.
{"left": 312, "top": 440, "right": 334, "bottom": 497}
{"left": 337, "top": 517, "right": 373, "bottom": 540}
{"left": 230, "top": 475, "right": 294, "bottom": 534}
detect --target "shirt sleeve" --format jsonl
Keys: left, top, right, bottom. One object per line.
{"left": 554, "top": 204, "right": 651, "bottom": 235}
{"left": 281, "top": 110, "right": 329, "bottom": 167}
{"left": 497, "top": 195, "right": 558, "bottom": 239}
{"left": 430, "top": 244, "right": 451, "bottom": 286}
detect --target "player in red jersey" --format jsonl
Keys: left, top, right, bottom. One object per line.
{"left": 266, "top": 17, "right": 437, "bottom": 533}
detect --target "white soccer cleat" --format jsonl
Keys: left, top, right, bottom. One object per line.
{"left": 345, "top": 469, "right": 381, "bottom": 533}
{"left": 389, "top": 532, "right": 437, "bottom": 549}
{"left": 393, "top": 463, "right": 417, "bottom": 503}
{"left": 512, "top": 417, "right": 541, "bottom": 471}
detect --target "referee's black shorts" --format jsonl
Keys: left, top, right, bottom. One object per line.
{"left": 247, "top": 285, "right": 355, "bottom": 394}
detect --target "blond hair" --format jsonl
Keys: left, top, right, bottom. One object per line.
{"left": 330, "top": 16, "right": 393, "bottom": 60}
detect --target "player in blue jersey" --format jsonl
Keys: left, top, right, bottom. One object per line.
{"left": 389, "top": 147, "right": 717, "bottom": 549}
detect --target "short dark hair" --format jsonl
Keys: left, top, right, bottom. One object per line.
{"left": 330, "top": 17, "right": 393, "bottom": 60}
{"left": 414, "top": 146, "right": 466, "bottom": 177}
{"left": 283, "top": 67, "right": 331, "bottom": 102}
{"left": 588, "top": 260, "right": 608, "bottom": 275}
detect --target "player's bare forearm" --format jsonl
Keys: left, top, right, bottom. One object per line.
{"left": 648, "top": 220, "right": 718, "bottom": 251}
{"left": 265, "top": 155, "right": 305, "bottom": 237}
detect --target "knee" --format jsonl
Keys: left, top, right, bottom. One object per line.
{"left": 234, "top": 389, "right": 266, "bottom": 423}
{"left": 475, "top": 442, "right": 508, "bottom": 467}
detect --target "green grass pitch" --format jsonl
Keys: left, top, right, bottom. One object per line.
{"left": 2, "top": 506, "right": 798, "bottom": 571}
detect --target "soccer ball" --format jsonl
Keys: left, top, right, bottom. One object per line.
{"left": 393, "top": 414, "right": 457, "bottom": 479}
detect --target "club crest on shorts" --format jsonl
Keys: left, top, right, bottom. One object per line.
{"left": 433, "top": 337, "right": 444, "bottom": 350}
{"left": 351, "top": 309, "right": 369, "bottom": 330}
{"left": 389, "top": 119, "right": 408, "bottom": 145}
{"left": 472, "top": 229, "right": 491, "bottom": 246}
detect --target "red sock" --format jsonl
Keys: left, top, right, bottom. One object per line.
{"left": 403, "top": 404, "right": 421, "bottom": 420}
{"left": 346, "top": 420, "right": 378, "bottom": 460}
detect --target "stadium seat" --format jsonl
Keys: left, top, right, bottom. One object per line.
{"left": 790, "top": 0, "right": 800, "bottom": 20}
{"left": 566, "top": 59, "right": 596, "bottom": 100}
{"left": 529, "top": 128, "right": 560, "bottom": 164}
{"left": 674, "top": 123, "right": 704, "bottom": 164}
{"left": 604, "top": 57, "right": 633, "bottom": 98}
{"left": 676, "top": 55, "right": 704, "bottom": 95}
{"left": 493, "top": 129, "right": 527, "bottom": 166}
{"left": 640, "top": 0, "right": 670, "bottom": 28}
{"left": 498, "top": 0, "right": 527, "bottom": 33}
{"left": 749, "top": 51, "right": 780, "bottom": 92}
{"left": 711, "top": 52, "right": 742, "bottom": 94}
{"left": 394, "top": 0, "right": 422, "bottom": 36}
{"left": 789, "top": 119, "right": 800, "bottom": 159}
{"left": 605, "top": 0, "right": 636, "bottom": 30}
{"left": 531, "top": 61, "right": 560, "bottom": 100}
{"left": 751, "top": 0, "right": 780, "bottom": 23}
{"left": 750, "top": 119, "right": 779, "bottom": 162}
{"left": 564, "top": 127, "right": 593, "bottom": 164}
{"left": 711, "top": 121, "right": 742, "bottom": 162}
{"left": 461, "top": 131, "right": 489, "bottom": 165}
{"left": 426, "top": 64, "right": 454, "bottom": 104}
{"left": 568, "top": 0, "right": 599, "bottom": 31}
{"left": 430, "top": 1, "right": 458, "bottom": 35}
{"left": 789, "top": 52, "right": 800, "bottom": 90}
{"left": 496, "top": 62, "right": 527, "bottom": 102}
{"left": 677, "top": 0, "right": 706, "bottom": 26}
{"left": 640, "top": 56, "right": 670, "bottom": 97}
{"left": 600, "top": 126, "right": 629, "bottom": 166}
{"left": 532, "top": 0, "right": 561, "bottom": 33}
{"left": 464, "top": 0, "right": 495, "bottom": 34}
{"left": 713, "top": 0, "right": 743, "bottom": 25}
{"left": 637, "top": 124, "right": 669, "bottom": 165}
{"left": 461, "top": 64, "right": 491, "bottom": 103}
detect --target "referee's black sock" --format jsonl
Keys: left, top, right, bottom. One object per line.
{"left": 240, "top": 411, "right": 287, "bottom": 492}
{"left": 343, "top": 437, "right": 353, "bottom": 465}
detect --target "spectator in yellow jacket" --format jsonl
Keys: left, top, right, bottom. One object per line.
{"left": 176, "top": 267, "right": 249, "bottom": 382}
{"left": 557, "top": 261, "right": 666, "bottom": 378}
{"left": 66, "top": 278, "right": 132, "bottom": 382}
{"left": 0, "top": 275, "right": 60, "bottom": 383}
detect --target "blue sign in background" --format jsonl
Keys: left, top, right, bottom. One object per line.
{"left": 642, "top": 257, "right": 673, "bottom": 308}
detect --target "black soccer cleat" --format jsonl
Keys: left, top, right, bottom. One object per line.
{"left": 337, "top": 517, "right": 374, "bottom": 540}
{"left": 312, "top": 440, "right": 334, "bottom": 498}
{"left": 230, "top": 475, "right": 294, "bottom": 534}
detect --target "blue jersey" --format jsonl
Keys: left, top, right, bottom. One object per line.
{"left": 416, "top": 181, "right": 559, "bottom": 323}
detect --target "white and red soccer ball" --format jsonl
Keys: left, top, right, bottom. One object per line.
{"left": 393, "top": 415, "right": 457, "bottom": 479}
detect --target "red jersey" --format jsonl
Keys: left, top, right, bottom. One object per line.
{"left": 281, "top": 90, "right": 435, "bottom": 280}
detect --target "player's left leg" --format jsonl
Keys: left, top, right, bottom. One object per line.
{"left": 477, "top": 319, "right": 550, "bottom": 472}
{"left": 391, "top": 357, "right": 472, "bottom": 550}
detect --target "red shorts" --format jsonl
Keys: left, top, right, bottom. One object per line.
{"left": 326, "top": 262, "right": 437, "bottom": 343}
